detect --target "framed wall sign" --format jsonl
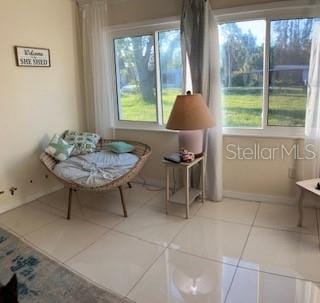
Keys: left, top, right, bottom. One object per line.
{"left": 14, "top": 46, "right": 51, "bottom": 67}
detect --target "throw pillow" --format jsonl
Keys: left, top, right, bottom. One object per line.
{"left": 106, "top": 141, "right": 135, "bottom": 153}
{"left": 64, "top": 130, "right": 100, "bottom": 155}
{"left": 45, "top": 134, "right": 74, "bottom": 161}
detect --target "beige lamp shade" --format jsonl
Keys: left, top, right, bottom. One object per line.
{"left": 166, "top": 93, "right": 215, "bottom": 130}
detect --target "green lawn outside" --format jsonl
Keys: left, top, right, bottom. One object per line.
{"left": 119, "top": 88, "right": 306, "bottom": 127}
{"left": 223, "top": 92, "right": 306, "bottom": 127}
{"left": 120, "top": 88, "right": 180, "bottom": 123}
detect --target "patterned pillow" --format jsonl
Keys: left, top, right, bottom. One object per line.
{"left": 45, "top": 134, "right": 74, "bottom": 161}
{"left": 64, "top": 130, "right": 100, "bottom": 155}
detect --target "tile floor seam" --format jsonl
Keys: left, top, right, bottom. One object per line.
{"left": 249, "top": 224, "right": 320, "bottom": 237}
{"left": 22, "top": 222, "right": 110, "bottom": 263}
{"left": 193, "top": 199, "right": 204, "bottom": 216}
{"left": 162, "top": 211, "right": 198, "bottom": 249}
{"left": 0, "top": 224, "right": 27, "bottom": 240}
{"left": 72, "top": 195, "right": 125, "bottom": 230}
{"left": 0, "top": 200, "right": 37, "bottom": 216}
{"left": 20, "top": 236, "right": 72, "bottom": 264}
{"left": 236, "top": 263, "right": 320, "bottom": 284}
{"left": 252, "top": 223, "right": 316, "bottom": 235}
{"left": 122, "top": 182, "right": 161, "bottom": 211}
{"left": 236, "top": 202, "right": 261, "bottom": 267}
{"left": 195, "top": 213, "right": 253, "bottom": 227}
{"left": 63, "top": 266, "right": 117, "bottom": 294}
{"left": 76, "top": 214, "right": 123, "bottom": 230}
{"left": 74, "top": 186, "right": 159, "bottom": 219}
{"left": 35, "top": 191, "right": 186, "bottom": 251}
{"left": 168, "top": 246, "right": 238, "bottom": 267}
{"left": 161, "top": 201, "right": 256, "bottom": 268}
{"left": 125, "top": 204, "right": 204, "bottom": 298}
{"left": 110, "top": 217, "right": 127, "bottom": 229}
{"left": 6, "top": 190, "right": 320, "bottom": 302}
{"left": 27, "top": 199, "right": 117, "bottom": 236}
{"left": 125, "top": 247, "right": 167, "bottom": 298}
{"left": 61, "top": 191, "right": 126, "bottom": 229}
{"left": 1, "top": 228, "right": 82, "bottom": 275}
{"left": 39, "top": 200, "right": 62, "bottom": 212}
{"left": 223, "top": 202, "right": 261, "bottom": 303}
{"left": 1, "top": 226, "right": 129, "bottom": 300}
{"left": 223, "top": 267, "right": 238, "bottom": 303}
{"left": 49, "top": 205, "right": 125, "bottom": 233}
{"left": 7, "top": 215, "right": 62, "bottom": 238}
{"left": 62, "top": 228, "right": 112, "bottom": 264}
{"left": 109, "top": 199, "right": 202, "bottom": 245}
{"left": 164, "top": 205, "right": 200, "bottom": 245}
{"left": 107, "top": 228, "right": 169, "bottom": 249}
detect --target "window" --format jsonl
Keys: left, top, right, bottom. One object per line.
{"left": 114, "top": 28, "right": 182, "bottom": 125}
{"left": 268, "top": 18, "right": 313, "bottom": 127}
{"left": 115, "top": 35, "right": 157, "bottom": 122}
{"left": 220, "top": 20, "right": 265, "bottom": 128}
{"left": 219, "top": 17, "right": 317, "bottom": 132}
{"left": 159, "top": 30, "right": 183, "bottom": 123}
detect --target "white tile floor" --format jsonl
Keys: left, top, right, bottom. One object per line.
{"left": 1, "top": 183, "right": 320, "bottom": 302}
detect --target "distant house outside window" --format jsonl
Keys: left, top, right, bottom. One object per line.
{"left": 219, "top": 17, "right": 316, "bottom": 129}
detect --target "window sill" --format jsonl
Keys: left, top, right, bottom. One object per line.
{"left": 114, "top": 125, "right": 179, "bottom": 134}
{"left": 223, "top": 127, "right": 305, "bottom": 139}
{"left": 114, "top": 125, "right": 305, "bottom": 140}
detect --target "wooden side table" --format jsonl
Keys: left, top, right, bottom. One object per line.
{"left": 296, "top": 178, "right": 320, "bottom": 227}
{"left": 162, "top": 156, "right": 205, "bottom": 219}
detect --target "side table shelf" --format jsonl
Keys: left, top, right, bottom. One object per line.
{"left": 162, "top": 156, "right": 205, "bottom": 219}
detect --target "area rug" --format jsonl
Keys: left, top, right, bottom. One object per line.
{"left": 0, "top": 227, "right": 134, "bottom": 303}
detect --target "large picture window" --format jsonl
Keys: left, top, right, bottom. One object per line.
{"left": 114, "top": 28, "right": 182, "bottom": 124}
{"left": 114, "top": 35, "right": 157, "bottom": 122}
{"left": 219, "top": 17, "right": 316, "bottom": 131}
{"left": 268, "top": 18, "right": 313, "bottom": 127}
{"left": 219, "top": 20, "right": 265, "bottom": 128}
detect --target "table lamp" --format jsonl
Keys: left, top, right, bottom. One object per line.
{"left": 166, "top": 91, "right": 215, "bottom": 156}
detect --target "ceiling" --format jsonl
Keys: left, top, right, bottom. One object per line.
{"left": 210, "top": 0, "right": 289, "bottom": 9}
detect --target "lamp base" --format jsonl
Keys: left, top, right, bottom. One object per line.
{"left": 178, "top": 130, "right": 204, "bottom": 157}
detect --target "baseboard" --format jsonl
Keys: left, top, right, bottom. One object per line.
{"left": 224, "top": 190, "right": 297, "bottom": 204}
{"left": 0, "top": 184, "right": 64, "bottom": 215}
{"left": 223, "top": 190, "right": 318, "bottom": 208}
{"left": 124, "top": 175, "right": 320, "bottom": 208}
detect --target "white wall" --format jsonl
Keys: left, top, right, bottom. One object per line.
{"left": 115, "top": 129, "right": 179, "bottom": 184}
{"left": 0, "top": 0, "right": 307, "bottom": 213}
{"left": 107, "top": 0, "right": 182, "bottom": 25}
{"left": 110, "top": 0, "right": 306, "bottom": 203}
{"left": 0, "top": 0, "right": 85, "bottom": 213}
{"left": 211, "top": 0, "right": 288, "bottom": 9}
{"left": 115, "top": 129, "right": 304, "bottom": 202}
{"left": 106, "top": 0, "right": 289, "bottom": 25}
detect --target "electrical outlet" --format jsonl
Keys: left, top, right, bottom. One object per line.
{"left": 9, "top": 187, "right": 18, "bottom": 195}
{"left": 288, "top": 168, "right": 296, "bottom": 179}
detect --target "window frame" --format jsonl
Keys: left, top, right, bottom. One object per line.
{"left": 108, "top": 18, "right": 181, "bottom": 130}
{"left": 216, "top": 0, "right": 320, "bottom": 138}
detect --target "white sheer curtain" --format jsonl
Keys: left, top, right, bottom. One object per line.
{"left": 181, "top": 0, "right": 223, "bottom": 201}
{"left": 304, "top": 19, "right": 320, "bottom": 179}
{"left": 78, "top": 0, "right": 114, "bottom": 138}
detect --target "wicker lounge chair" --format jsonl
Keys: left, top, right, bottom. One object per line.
{"left": 40, "top": 139, "right": 151, "bottom": 220}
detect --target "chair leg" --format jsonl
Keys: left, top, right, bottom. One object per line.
{"left": 67, "top": 188, "right": 73, "bottom": 220}
{"left": 127, "top": 182, "right": 132, "bottom": 188}
{"left": 118, "top": 186, "right": 128, "bottom": 217}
